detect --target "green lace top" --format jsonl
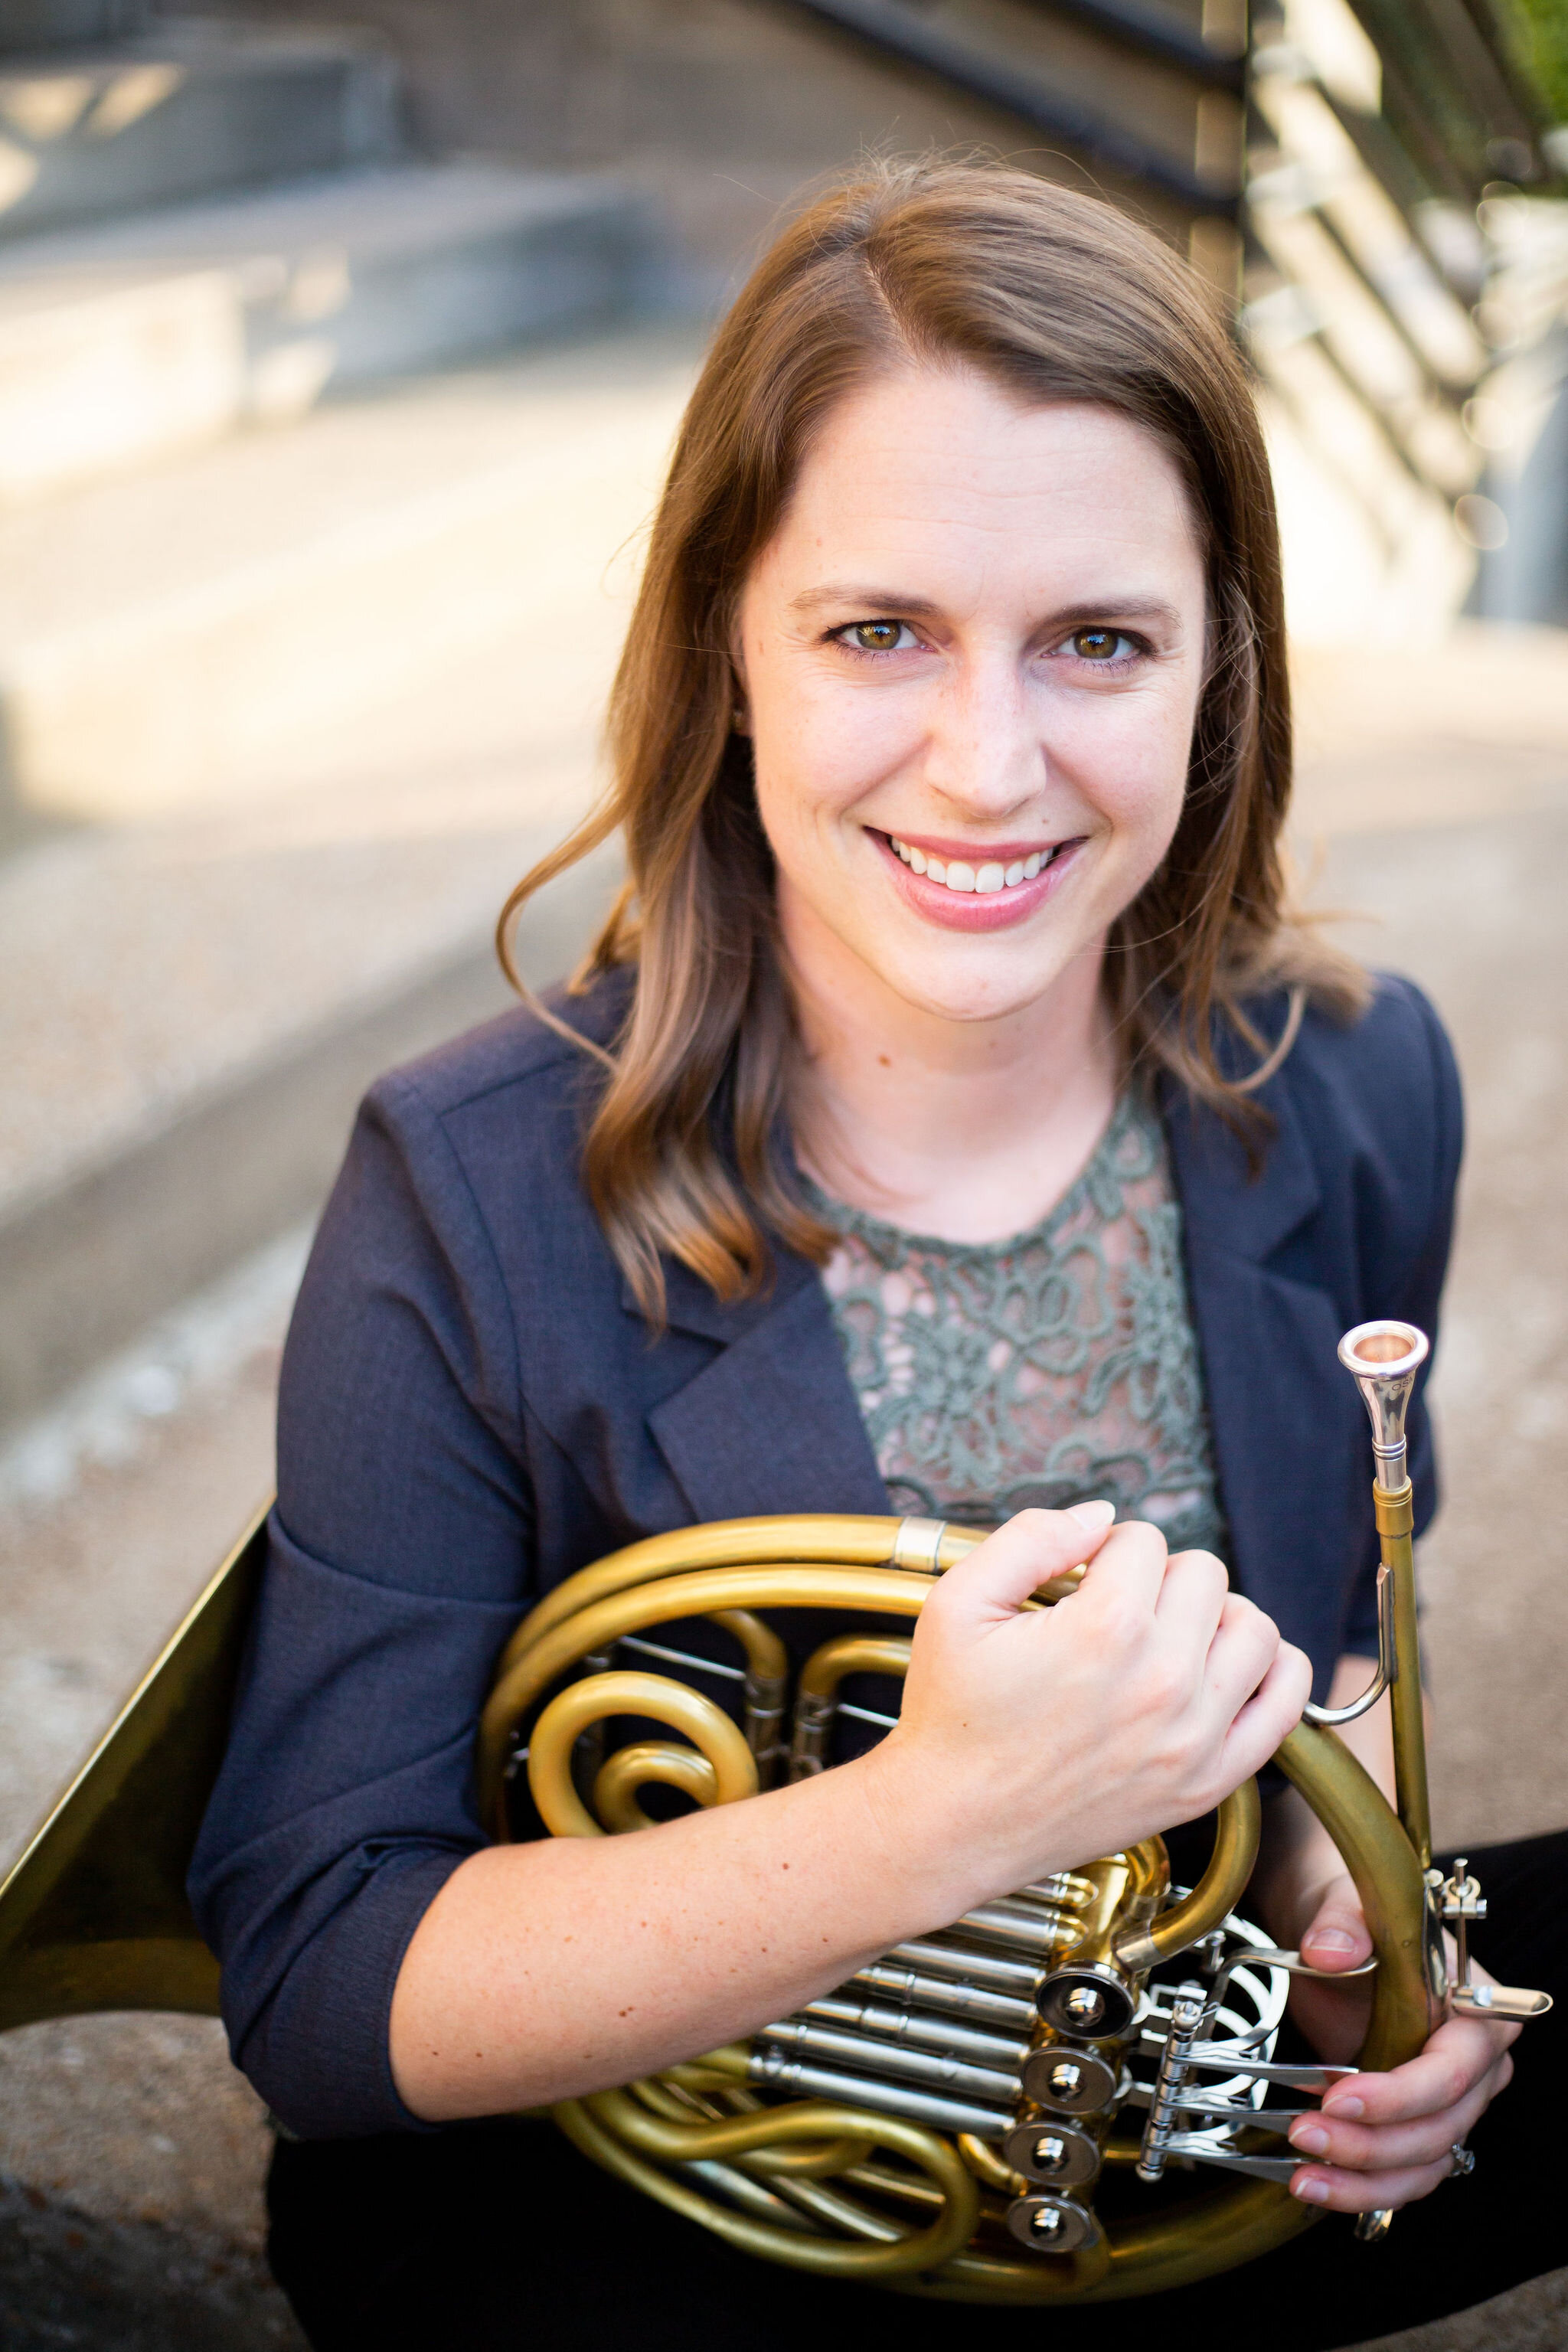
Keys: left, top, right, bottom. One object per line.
{"left": 806, "top": 1089, "right": 1227, "bottom": 1556}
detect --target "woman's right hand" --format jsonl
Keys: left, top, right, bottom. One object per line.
{"left": 393, "top": 1502, "right": 1311, "bottom": 2120}
{"left": 862, "top": 1502, "right": 1312, "bottom": 1917}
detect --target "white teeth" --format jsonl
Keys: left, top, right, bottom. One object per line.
{"left": 889, "top": 835, "right": 1057, "bottom": 893}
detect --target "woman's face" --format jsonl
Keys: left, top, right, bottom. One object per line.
{"left": 735, "top": 365, "right": 1209, "bottom": 1031}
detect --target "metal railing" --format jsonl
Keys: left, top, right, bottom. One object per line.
{"left": 764, "top": 0, "right": 1563, "bottom": 567}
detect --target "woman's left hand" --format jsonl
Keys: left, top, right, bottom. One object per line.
{"left": 1282, "top": 1870, "right": 1518, "bottom": 2213}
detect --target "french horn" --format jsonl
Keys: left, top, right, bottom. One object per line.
{"left": 477, "top": 1320, "right": 1551, "bottom": 2301}
{"left": 0, "top": 1320, "right": 1548, "bottom": 2305}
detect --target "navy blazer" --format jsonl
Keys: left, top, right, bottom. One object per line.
{"left": 190, "top": 970, "right": 1462, "bottom": 2140}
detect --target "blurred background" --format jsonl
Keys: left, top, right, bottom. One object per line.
{"left": 0, "top": 1, "right": 1565, "bottom": 2342}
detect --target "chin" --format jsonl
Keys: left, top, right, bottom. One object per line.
{"left": 877, "top": 948, "right": 1078, "bottom": 1027}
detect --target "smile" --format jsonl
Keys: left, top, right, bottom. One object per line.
{"left": 887, "top": 836, "right": 1070, "bottom": 894}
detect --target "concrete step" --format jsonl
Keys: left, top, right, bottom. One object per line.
{"left": 0, "top": 17, "right": 398, "bottom": 242}
{"left": 0, "top": 0, "right": 142, "bottom": 52}
{"left": 0, "top": 160, "right": 651, "bottom": 501}
{"left": 0, "top": 324, "right": 697, "bottom": 1431}
{"left": 0, "top": 727, "right": 627, "bottom": 1437}
{"left": 0, "top": 320, "right": 694, "bottom": 828}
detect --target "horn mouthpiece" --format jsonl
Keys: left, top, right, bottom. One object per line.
{"left": 1338, "top": 1320, "right": 1429, "bottom": 1488}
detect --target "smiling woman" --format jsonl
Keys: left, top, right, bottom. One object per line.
{"left": 188, "top": 159, "right": 1568, "bottom": 2352}
{"left": 495, "top": 162, "right": 1365, "bottom": 1305}
{"left": 734, "top": 377, "right": 1213, "bottom": 1232}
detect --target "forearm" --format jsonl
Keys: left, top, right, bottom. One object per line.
{"left": 388, "top": 1743, "right": 975, "bottom": 2122}
{"left": 388, "top": 1510, "right": 1312, "bottom": 2124}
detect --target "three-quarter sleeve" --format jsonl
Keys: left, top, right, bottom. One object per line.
{"left": 189, "top": 1067, "right": 537, "bottom": 2138}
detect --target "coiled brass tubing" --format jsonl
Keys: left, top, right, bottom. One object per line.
{"left": 483, "top": 1514, "right": 1433, "bottom": 2301}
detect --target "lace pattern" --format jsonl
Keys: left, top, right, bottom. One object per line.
{"left": 808, "top": 1090, "right": 1227, "bottom": 1557}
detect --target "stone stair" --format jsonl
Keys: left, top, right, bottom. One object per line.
{"left": 0, "top": 14, "right": 398, "bottom": 239}
{"left": 0, "top": 320, "right": 697, "bottom": 1436}
{"left": 0, "top": 318, "right": 691, "bottom": 822}
{"left": 0, "top": 15, "right": 650, "bottom": 503}
{"left": 0, "top": 1, "right": 690, "bottom": 1444}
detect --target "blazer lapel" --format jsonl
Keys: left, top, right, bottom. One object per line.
{"left": 644, "top": 1253, "right": 889, "bottom": 1524}
{"left": 633, "top": 1068, "right": 1359, "bottom": 1683}
{"left": 1165, "top": 1075, "right": 1361, "bottom": 1687}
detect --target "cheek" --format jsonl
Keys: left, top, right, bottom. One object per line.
{"left": 1064, "top": 690, "right": 1194, "bottom": 844}
{"left": 751, "top": 672, "right": 910, "bottom": 853}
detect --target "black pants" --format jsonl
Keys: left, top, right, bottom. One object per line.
{"left": 269, "top": 1831, "right": 1568, "bottom": 2352}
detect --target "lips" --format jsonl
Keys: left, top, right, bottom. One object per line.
{"left": 872, "top": 828, "right": 1083, "bottom": 931}
{"left": 887, "top": 835, "right": 1067, "bottom": 895}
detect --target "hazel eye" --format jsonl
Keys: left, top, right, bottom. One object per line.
{"left": 841, "top": 619, "right": 916, "bottom": 653}
{"left": 1070, "top": 628, "right": 1129, "bottom": 662}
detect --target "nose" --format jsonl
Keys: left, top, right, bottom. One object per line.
{"left": 920, "top": 646, "right": 1046, "bottom": 822}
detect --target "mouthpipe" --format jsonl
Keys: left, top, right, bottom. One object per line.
{"left": 1338, "top": 1321, "right": 1429, "bottom": 1491}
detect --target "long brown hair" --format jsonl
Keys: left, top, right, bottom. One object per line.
{"left": 498, "top": 158, "right": 1365, "bottom": 1321}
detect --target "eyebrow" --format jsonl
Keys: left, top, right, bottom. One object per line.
{"left": 788, "top": 585, "right": 1185, "bottom": 630}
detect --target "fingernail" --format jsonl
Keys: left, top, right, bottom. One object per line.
{"left": 1306, "top": 1929, "right": 1357, "bottom": 1954}
{"left": 1067, "top": 1499, "right": 1116, "bottom": 1530}
{"left": 1292, "top": 2174, "right": 1331, "bottom": 2203}
{"left": 1289, "top": 2125, "right": 1329, "bottom": 2155}
{"left": 1322, "top": 2096, "right": 1363, "bottom": 2121}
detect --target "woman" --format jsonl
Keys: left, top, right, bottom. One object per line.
{"left": 191, "top": 162, "right": 1565, "bottom": 2347}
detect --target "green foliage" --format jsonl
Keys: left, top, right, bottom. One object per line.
{"left": 1501, "top": 0, "right": 1568, "bottom": 122}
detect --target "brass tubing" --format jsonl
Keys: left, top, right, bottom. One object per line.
{"left": 1113, "top": 1778, "right": 1261, "bottom": 1969}
{"left": 956, "top": 2133, "right": 1028, "bottom": 2195}
{"left": 558, "top": 2086, "right": 982, "bottom": 2276}
{"left": 746, "top": 2135, "right": 876, "bottom": 2180}
{"left": 1275, "top": 1720, "right": 1432, "bottom": 2067}
{"left": 486, "top": 1510, "right": 1432, "bottom": 2304}
{"left": 1376, "top": 1481, "right": 1432, "bottom": 1871}
{"left": 498, "top": 1517, "right": 977, "bottom": 1674}
{"left": 525, "top": 1670, "right": 757, "bottom": 1838}
{"left": 493, "top": 1511, "right": 1102, "bottom": 1684}
{"left": 852, "top": 1961, "right": 1037, "bottom": 2034}
{"left": 796, "top": 1636, "right": 913, "bottom": 1701}
{"left": 593, "top": 1743, "right": 716, "bottom": 1832}
{"left": 707, "top": 1609, "right": 789, "bottom": 1787}
{"left": 743, "top": 2165, "right": 907, "bottom": 2243}
{"left": 757, "top": 2016, "right": 1021, "bottom": 2105}
{"left": 482, "top": 1563, "right": 936, "bottom": 1829}
{"left": 906, "top": 2179, "right": 1308, "bottom": 2303}
{"left": 681, "top": 2074, "right": 877, "bottom": 2180}
{"left": 789, "top": 1635, "right": 912, "bottom": 1779}
{"left": 707, "top": 1609, "right": 788, "bottom": 1685}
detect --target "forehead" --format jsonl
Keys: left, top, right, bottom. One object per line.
{"left": 759, "top": 364, "right": 1203, "bottom": 595}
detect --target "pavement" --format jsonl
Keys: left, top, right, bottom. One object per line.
{"left": 3, "top": 626, "right": 1568, "bottom": 2344}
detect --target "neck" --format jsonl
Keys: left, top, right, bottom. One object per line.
{"left": 783, "top": 906, "right": 1120, "bottom": 1246}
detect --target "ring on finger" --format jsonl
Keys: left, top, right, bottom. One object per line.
{"left": 1448, "top": 2141, "right": 1476, "bottom": 2180}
